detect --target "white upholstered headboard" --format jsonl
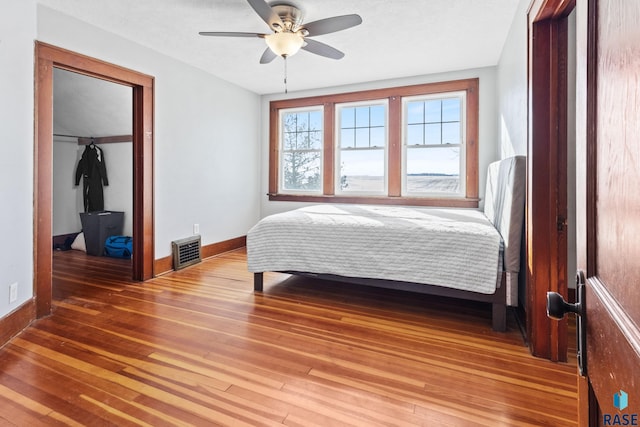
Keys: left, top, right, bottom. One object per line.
{"left": 483, "top": 156, "right": 526, "bottom": 275}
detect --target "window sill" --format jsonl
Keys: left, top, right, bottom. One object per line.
{"left": 268, "top": 194, "right": 479, "bottom": 208}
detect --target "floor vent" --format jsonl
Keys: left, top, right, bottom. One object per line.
{"left": 172, "top": 235, "right": 201, "bottom": 270}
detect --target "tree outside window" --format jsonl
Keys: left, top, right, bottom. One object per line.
{"left": 280, "top": 109, "right": 323, "bottom": 192}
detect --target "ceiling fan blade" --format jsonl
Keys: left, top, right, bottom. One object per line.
{"left": 301, "top": 38, "right": 344, "bottom": 60}
{"left": 259, "top": 48, "right": 277, "bottom": 64}
{"left": 303, "top": 14, "right": 362, "bottom": 37}
{"left": 246, "top": 0, "right": 284, "bottom": 30}
{"left": 199, "top": 31, "right": 267, "bottom": 38}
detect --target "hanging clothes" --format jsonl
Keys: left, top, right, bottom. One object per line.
{"left": 74, "top": 143, "right": 109, "bottom": 212}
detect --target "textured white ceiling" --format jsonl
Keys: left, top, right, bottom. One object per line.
{"left": 39, "top": 0, "right": 519, "bottom": 95}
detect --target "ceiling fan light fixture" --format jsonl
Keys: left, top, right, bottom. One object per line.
{"left": 264, "top": 32, "right": 304, "bottom": 57}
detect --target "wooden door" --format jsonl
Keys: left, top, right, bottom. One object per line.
{"left": 575, "top": 0, "right": 640, "bottom": 424}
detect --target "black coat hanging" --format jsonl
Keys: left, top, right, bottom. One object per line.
{"left": 74, "top": 141, "right": 109, "bottom": 212}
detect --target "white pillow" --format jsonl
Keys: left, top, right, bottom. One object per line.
{"left": 71, "top": 232, "right": 86, "bottom": 252}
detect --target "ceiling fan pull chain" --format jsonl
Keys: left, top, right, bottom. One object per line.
{"left": 284, "top": 56, "right": 288, "bottom": 94}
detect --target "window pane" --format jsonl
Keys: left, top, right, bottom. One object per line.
{"left": 407, "top": 101, "right": 424, "bottom": 124}
{"left": 370, "top": 127, "right": 385, "bottom": 148}
{"left": 296, "top": 112, "right": 309, "bottom": 131}
{"left": 283, "top": 131, "right": 296, "bottom": 150}
{"left": 442, "top": 98, "right": 461, "bottom": 122}
{"left": 309, "top": 110, "right": 322, "bottom": 130}
{"left": 341, "top": 128, "right": 354, "bottom": 148}
{"left": 296, "top": 132, "right": 307, "bottom": 149}
{"left": 355, "top": 128, "right": 369, "bottom": 148}
{"left": 310, "top": 130, "right": 322, "bottom": 149}
{"left": 355, "top": 107, "right": 370, "bottom": 127}
{"left": 341, "top": 107, "right": 355, "bottom": 128}
{"left": 283, "top": 113, "right": 296, "bottom": 130}
{"left": 282, "top": 151, "right": 321, "bottom": 191}
{"left": 339, "top": 149, "right": 385, "bottom": 192}
{"left": 442, "top": 122, "right": 461, "bottom": 144}
{"left": 425, "top": 123, "right": 441, "bottom": 145}
{"left": 425, "top": 100, "right": 441, "bottom": 123}
{"left": 370, "top": 105, "right": 385, "bottom": 127}
{"left": 407, "top": 124, "right": 424, "bottom": 145}
{"left": 405, "top": 147, "right": 460, "bottom": 194}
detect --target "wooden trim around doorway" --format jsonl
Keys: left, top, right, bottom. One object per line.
{"left": 527, "top": 0, "right": 574, "bottom": 361}
{"left": 34, "top": 42, "right": 155, "bottom": 318}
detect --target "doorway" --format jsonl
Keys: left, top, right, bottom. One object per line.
{"left": 526, "top": 0, "right": 576, "bottom": 362}
{"left": 35, "top": 42, "right": 155, "bottom": 318}
{"left": 53, "top": 68, "right": 133, "bottom": 270}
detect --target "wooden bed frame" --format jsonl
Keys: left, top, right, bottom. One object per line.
{"left": 254, "top": 271, "right": 508, "bottom": 331}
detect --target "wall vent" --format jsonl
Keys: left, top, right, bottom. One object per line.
{"left": 172, "top": 235, "right": 201, "bottom": 270}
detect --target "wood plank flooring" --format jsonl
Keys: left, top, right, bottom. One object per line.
{"left": 0, "top": 248, "right": 578, "bottom": 426}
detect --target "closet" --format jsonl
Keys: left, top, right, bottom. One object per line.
{"left": 52, "top": 68, "right": 133, "bottom": 260}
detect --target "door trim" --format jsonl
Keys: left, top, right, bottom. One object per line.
{"left": 527, "top": 0, "right": 574, "bottom": 361}
{"left": 576, "top": 0, "right": 598, "bottom": 424}
{"left": 34, "top": 42, "right": 155, "bottom": 317}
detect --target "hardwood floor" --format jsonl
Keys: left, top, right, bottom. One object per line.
{"left": 0, "top": 249, "right": 578, "bottom": 426}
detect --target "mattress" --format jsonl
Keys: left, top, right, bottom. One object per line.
{"left": 247, "top": 204, "right": 503, "bottom": 294}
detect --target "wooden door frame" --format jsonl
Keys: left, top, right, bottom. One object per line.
{"left": 35, "top": 42, "right": 155, "bottom": 318}
{"left": 575, "top": 1, "right": 597, "bottom": 420}
{"left": 527, "top": 0, "right": 575, "bottom": 361}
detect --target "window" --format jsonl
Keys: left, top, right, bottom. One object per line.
{"left": 337, "top": 101, "right": 388, "bottom": 194}
{"left": 279, "top": 107, "right": 323, "bottom": 193}
{"left": 269, "top": 78, "right": 479, "bottom": 208}
{"left": 403, "top": 93, "right": 465, "bottom": 196}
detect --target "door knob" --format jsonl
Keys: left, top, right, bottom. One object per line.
{"left": 546, "top": 270, "right": 587, "bottom": 376}
{"left": 547, "top": 291, "right": 583, "bottom": 319}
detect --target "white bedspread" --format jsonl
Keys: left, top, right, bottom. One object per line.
{"left": 247, "top": 204, "right": 503, "bottom": 294}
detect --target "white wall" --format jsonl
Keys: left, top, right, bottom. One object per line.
{"left": 0, "top": 1, "right": 37, "bottom": 317}
{"left": 496, "top": 1, "right": 578, "bottom": 298}
{"left": 259, "top": 67, "right": 499, "bottom": 218}
{"left": 53, "top": 140, "right": 134, "bottom": 236}
{"left": 496, "top": 0, "right": 530, "bottom": 158}
{"left": 38, "top": 6, "right": 262, "bottom": 260}
{"left": 496, "top": 0, "right": 529, "bottom": 307}
{"left": 101, "top": 142, "right": 134, "bottom": 236}
{"left": 53, "top": 140, "right": 82, "bottom": 235}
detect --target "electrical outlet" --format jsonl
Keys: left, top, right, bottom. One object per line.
{"left": 193, "top": 223, "right": 199, "bottom": 235}
{"left": 9, "top": 283, "right": 17, "bottom": 303}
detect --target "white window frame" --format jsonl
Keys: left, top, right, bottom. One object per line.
{"left": 401, "top": 91, "right": 467, "bottom": 198}
{"left": 278, "top": 106, "right": 324, "bottom": 195}
{"left": 334, "top": 99, "right": 389, "bottom": 196}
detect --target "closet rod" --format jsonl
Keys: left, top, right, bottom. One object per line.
{"left": 53, "top": 133, "right": 85, "bottom": 139}
{"left": 78, "top": 135, "right": 132, "bottom": 145}
{"left": 53, "top": 133, "right": 132, "bottom": 145}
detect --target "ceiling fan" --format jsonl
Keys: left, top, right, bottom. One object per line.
{"left": 199, "top": 0, "right": 362, "bottom": 64}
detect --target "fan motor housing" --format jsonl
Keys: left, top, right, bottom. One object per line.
{"left": 270, "top": 2, "right": 304, "bottom": 31}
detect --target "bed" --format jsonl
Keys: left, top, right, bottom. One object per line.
{"left": 247, "top": 156, "right": 526, "bottom": 331}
